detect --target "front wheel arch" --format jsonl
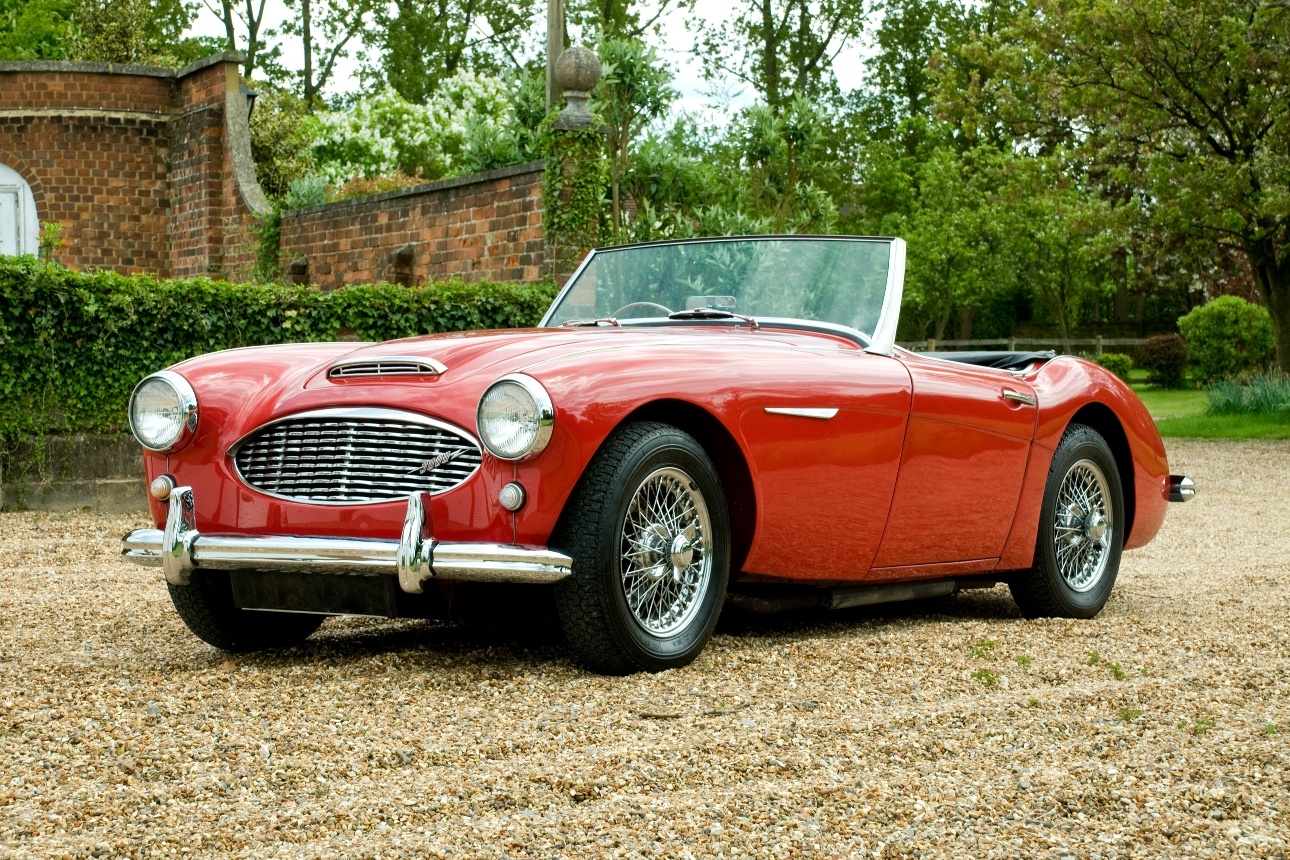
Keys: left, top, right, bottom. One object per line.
{"left": 554, "top": 399, "right": 756, "bottom": 574}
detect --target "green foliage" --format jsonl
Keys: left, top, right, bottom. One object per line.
{"left": 0, "top": 0, "right": 75, "bottom": 59}
{"left": 1178, "top": 296, "right": 1275, "bottom": 383}
{"left": 1137, "top": 333, "right": 1189, "bottom": 389}
{"left": 37, "top": 222, "right": 64, "bottom": 263}
{"left": 284, "top": 175, "right": 329, "bottom": 209}
{"left": 1206, "top": 373, "right": 1290, "bottom": 416}
{"left": 961, "top": 0, "right": 1290, "bottom": 370}
{"left": 0, "top": 257, "right": 556, "bottom": 437}
{"left": 248, "top": 85, "right": 317, "bottom": 200}
{"left": 1094, "top": 352, "right": 1133, "bottom": 381}
{"left": 694, "top": 0, "right": 864, "bottom": 109}
{"left": 251, "top": 209, "right": 282, "bottom": 283}
{"left": 369, "top": 0, "right": 535, "bottom": 104}
{"left": 541, "top": 113, "right": 609, "bottom": 275}
{"left": 595, "top": 38, "right": 676, "bottom": 236}
{"left": 70, "top": 0, "right": 210, "bottom": 65}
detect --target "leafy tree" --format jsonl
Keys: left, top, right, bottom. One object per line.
{"left": 276, "top": 0, "right": 372, "bottom": 107}
{"left": 594, "top": 38, "right": 675, "bottom": 235}
{"left": 247, "top": 84, "right": 316, "bottom": 199}
{"left": 569, "top": 0, "right": 690, "bottom": 38}
{"left": 370, "top": 0, "right": 536, "bottom": 104}
{"left": 693, "top": 0, "right": 867, "bottom": 110}
{"left": 0, "top": 0, "right": 75, "bottom": 59}
{"left": 72, "top": 0, "right": 211, "bottom": 65}
{"left": 966, "top": 0, "right": 1290, "bottom": 369}
{"left": 201, "top": 0, "right": 275, "bottom": 78}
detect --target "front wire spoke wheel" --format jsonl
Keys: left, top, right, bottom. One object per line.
{"left": 619, "top": 467, "right": 712, "bottom": 637}
{"left": 1054, "top": 459, "right": 1113, "bottom": 593}
{"left": 554, "top": 422, "right": 730, "bottom": 674}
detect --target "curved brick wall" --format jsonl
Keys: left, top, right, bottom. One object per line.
{"left": 0, "top": 53, "right": 268, "bottom": 279}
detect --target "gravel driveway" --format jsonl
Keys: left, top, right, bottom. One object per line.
{"left": 2, "top": 439, "right": 1287, "bottom": 859}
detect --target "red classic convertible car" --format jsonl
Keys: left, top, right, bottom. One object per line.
{"left": 122, "top": 236, "right": 1193, "bottom": 673}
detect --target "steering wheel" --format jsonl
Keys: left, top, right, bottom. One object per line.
{"left": 611, "top": 301, "right": 673, "bottom": 319}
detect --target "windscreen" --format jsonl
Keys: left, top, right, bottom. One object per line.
{"left": 543, "top": 237, "right": 893, "bottom": 337}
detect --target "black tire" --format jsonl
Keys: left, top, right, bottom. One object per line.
{"left": 167, "top": 571, "right": 324, "bottom": 652}
{"left": 553, "top": 422, "right": 730, "bottom": 674}
{"left": 1010, "top": 423, "right": 1125, "bottom": 619}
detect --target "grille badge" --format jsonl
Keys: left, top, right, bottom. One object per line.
{"left": 408, "top": 447, "right": 471, "bottom": 476}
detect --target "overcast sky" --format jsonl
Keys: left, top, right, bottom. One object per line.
{"left": 186, "top": 0, "right": 871, "bottom": 116}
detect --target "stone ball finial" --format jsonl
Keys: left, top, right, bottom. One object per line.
{"left": 554, "top": 46, "right": 601, "bottom": 94}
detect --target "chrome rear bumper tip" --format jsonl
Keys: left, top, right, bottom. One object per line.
{"left": 1168, "top": 475, "right": 1196, "bottom": 503}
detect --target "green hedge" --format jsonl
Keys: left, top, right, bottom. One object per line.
{"left": 0, "top": 257, "right": 557, "bottom": 437}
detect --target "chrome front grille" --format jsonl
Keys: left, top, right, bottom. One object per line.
{"left": 232, "top": 408, "right": 481, "bottom": 504}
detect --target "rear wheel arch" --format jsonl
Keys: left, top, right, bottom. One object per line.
{"left": 1065, "top": 403, "right": 1135, "bottom": 541}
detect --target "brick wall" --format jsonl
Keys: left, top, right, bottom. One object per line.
{"left": 0, "top": 54, "right": 268, "bottom": 279}
{"left": 278, "top": 162, "right": 546, "bottom": 289}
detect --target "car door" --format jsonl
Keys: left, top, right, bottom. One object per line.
{"left": 737, "top": 348, "right": 912, "bottom": 581}
{"left": 869, "top": 354, "right": 1037, "bottom": 572}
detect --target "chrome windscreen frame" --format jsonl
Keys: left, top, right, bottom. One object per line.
{"left": 225, "top": 406, "right": 483, "bottom": 506}
{"left": 536, "top": 234, "right": 908, "bottom": 355}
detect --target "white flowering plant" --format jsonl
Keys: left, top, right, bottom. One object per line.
{"left": 304, "top": 71, "right": 521, "bottom": 187}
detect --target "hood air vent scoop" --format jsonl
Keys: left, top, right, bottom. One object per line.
{"left": 329, "top": 355, "right": 447, "bottom": 379}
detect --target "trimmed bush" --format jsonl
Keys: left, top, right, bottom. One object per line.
{"left": 1178, "top": 296, "right": 1275, "bottom": 383}
{"left": 1206, "top": 372, "right": 1290, "bottom": 415}
{"left": 0, "top": 257, "right": 556, "bottom": 438}
{"left": 1094, "top": 352, "right": 1133, "bottom": 381}
{"left": 1137, "top": 334, "right": 1189, "bottom": 389}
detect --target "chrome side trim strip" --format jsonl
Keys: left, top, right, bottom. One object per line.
{"left": 764, "top": 407, "right": 839, "bottom": 419}
{"left": 122, "top": 487, "right": 573, "bottom": 589}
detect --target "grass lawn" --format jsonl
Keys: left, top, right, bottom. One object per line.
{"left": 1129, "top": 383, "right": 1290, "bottom": 439}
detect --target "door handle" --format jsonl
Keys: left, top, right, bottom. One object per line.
{"left": 1001, "top": 388, "right": 1037, "bottom": 406}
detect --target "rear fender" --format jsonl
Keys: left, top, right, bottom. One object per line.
{"left": 996, "top": 358, "right": 1170, "bottom": 570}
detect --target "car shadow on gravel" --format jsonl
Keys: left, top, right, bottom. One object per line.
{"left": 173, "top": 586, "right": 1025, "bottom": 674}
{"left": 715, "top": 585, "right": 1023, "bottom": 642}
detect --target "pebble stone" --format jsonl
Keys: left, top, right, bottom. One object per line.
{"left": 0, "top": 439, "right": 1286, "bottom": 858}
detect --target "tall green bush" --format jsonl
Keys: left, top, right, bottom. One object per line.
{"left": 1178, "top": 296, "right": 1275, "bottom": 383}
{"left": 0, "top": 258, "right": 556, "bottom": 438}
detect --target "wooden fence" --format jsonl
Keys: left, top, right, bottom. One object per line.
{"left": 895, "top": 336, "right": 1146, "bottom": 356}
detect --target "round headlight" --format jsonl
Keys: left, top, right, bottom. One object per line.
{"left": 129, "top": 371, "right": 198, "bottom": 452}
{"left": 476, "top": 374, "right": 554, "bottom": 461}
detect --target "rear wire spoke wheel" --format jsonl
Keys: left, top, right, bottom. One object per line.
{"left": 1011, "top": 424, "right": 1125, "bottom": 619}
{"left": 554, "top": 423, "right": 730, "bottom": 674}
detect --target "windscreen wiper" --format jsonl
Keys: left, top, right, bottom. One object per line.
{"left": 667, "top": 308, "right": 759, "bottom": 330}
{"left": 562, "top": 318, "right": 621, "bottom": 327}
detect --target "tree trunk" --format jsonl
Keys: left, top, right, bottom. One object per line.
{"left": 1246, "top": 241, "right": 1290, "bottom": 372}
{"left": 302, "top": 0, "right": 315, "bottom": 106}
{"left": 958, "top": 306, "right": 974, "bottom": 340}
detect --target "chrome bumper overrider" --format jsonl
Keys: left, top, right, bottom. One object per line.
{"left": 1168, "top": 475, "right": 1196, "bottom": 503}
{"left": 121, "top": 487, "right": 573, "bottom": 592}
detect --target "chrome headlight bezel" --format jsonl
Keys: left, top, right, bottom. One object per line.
{"left": 475, "top": 374, "right": 554, "bottom": 461}
{"left": 128, "top": 370, "right": 199, "bottom": 453}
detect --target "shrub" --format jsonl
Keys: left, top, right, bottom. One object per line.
{"left": 1094, "top": 352, "right": 1133, "bottom": 381}
{"left": 1178, "top": 296, "right": 1275, "bottom": 383}
{"left": 0, "top": 257, "right": 556, "bottom": 438}
{"left": 1137, "top": 334, "right": 1189, "bottom": 388}
{"left": 1206, "top": 373, "right": 1290, "bottom": 415}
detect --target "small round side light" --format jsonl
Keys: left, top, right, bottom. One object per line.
{"left": 498, "top": 482, "right": 527, "bottom": 512}
{"left": 150, "top": 474, "right": 176, "bottom": 501}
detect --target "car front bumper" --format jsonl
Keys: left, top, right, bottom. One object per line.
{"left": 121, "top": 487, "right": 573, "bottom": 593}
